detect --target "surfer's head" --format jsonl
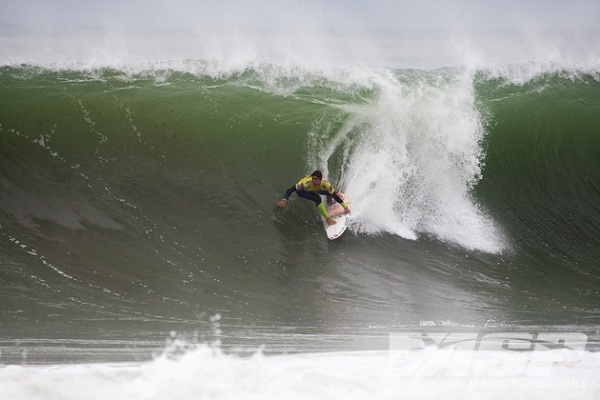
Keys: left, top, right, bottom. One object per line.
{"left": 311, "top": 170, "right": 323, "bottom": 185}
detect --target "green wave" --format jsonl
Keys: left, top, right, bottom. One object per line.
{"left": 1, "top": 65, "right": 599, "bottom": 333}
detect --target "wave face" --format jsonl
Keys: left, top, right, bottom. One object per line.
{"left": 1, "top": 62, "right": 600, "bottom": 353}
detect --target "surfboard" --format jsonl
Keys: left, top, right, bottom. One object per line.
{"left": 320, "top": 193, "right": 350, "bottom": 240}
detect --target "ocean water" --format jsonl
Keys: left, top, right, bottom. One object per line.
{"left": 1, "top": 12, "right": 600, "bottom": 399}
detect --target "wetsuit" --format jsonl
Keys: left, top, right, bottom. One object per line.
{"left": 281, "top": 176, "right": 348, "bottom": 219}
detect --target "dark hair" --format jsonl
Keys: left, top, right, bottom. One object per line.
{"left": 311, "top": 170, "right": 323, "bottom": 179}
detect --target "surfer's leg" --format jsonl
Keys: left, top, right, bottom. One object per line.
{"left": 297, "top": 191, "right": 329, "bottom": 219}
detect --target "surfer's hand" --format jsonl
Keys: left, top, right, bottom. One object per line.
{"left": 277, "top": 199, "right": 287, "bottom": 207}
{"left": 326, "top": 217, "right": 337, "bottom": 225}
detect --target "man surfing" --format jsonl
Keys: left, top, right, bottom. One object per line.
{"left": 277, "top": 170, "right": 350, "bottom": 225}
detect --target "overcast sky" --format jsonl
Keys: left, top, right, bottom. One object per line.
{"left": 2, "top": 0, "right": 599, "bottom": 32}
{"left": 2, "top": 0, "right": 598, "bottom": 69}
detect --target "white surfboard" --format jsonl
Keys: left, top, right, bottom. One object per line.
{"left": 320, "top": 194, "right": 350, "bottom": 240}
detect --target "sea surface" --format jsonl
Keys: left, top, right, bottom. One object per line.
{"left": 1, "top": 22, "right": 600, "bottom": 399}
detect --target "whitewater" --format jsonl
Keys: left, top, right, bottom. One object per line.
{"left": 3, "top": 339, "right": 600, "bottom": 400}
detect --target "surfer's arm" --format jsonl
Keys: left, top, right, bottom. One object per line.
{"left": 332, "top": 192, "right": 349, "bottom": 210}
{"left": 277, "top": 185, "right": 297, "bottom": 207}
{"left": 282, "top": 185, "right": 296, "bottom": 201}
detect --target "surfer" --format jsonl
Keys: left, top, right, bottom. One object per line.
{"left": 277, "top": 170, "right": 350, "bottom": 225}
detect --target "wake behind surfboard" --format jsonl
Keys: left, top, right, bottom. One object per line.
{"left": 320, "top": 193, "right": 349, "bottom": 240}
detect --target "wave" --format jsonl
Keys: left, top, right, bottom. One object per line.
{"left": 1, "top": 62, "right": 600, "bottom": 344}
{"left": 3, "top": 63, "right": 598, "bottom": 250}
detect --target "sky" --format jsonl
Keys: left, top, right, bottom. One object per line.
{"left": 1, "top": 0, "right": 599, "bottom": 69}
{"left": 2, "top": 0, "right": 599, "bottom": 31}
